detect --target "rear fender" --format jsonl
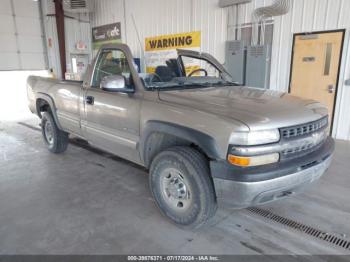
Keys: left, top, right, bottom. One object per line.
{"left": 35, "top": 93, "right": 63, "bottom": 130}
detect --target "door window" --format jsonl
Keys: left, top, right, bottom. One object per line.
{"left": 92, "top": 49, "right": 131, "bottom": 87}
{"left": 181, "top": 55, "right": 220, "bottom": 77}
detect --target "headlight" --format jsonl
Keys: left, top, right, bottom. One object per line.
{"left": 229, "top": 129, "right": 280, "bottom": 146}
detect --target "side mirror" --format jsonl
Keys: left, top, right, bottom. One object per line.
{"left": 100, "top": 75, "right": 134, "bottom": 93}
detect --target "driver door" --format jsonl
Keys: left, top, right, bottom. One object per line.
{"left": 82, "top": 48, "right": 141, "bottom": 164}
{"left": 177, "top": 49, "right": 228, "bottom": 78}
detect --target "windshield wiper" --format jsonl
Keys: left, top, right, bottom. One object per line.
{"left": 185, "top": 81, "right": 237, "bottom": 87}
{"left": 225, "top": 81, "right": 240, "bottom": 86}
{"left": 146, "top": 79, "right": 238, "bottom": 90}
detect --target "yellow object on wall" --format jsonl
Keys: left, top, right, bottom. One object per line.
{"left": 145, "top": 31, "right": 201, "bottom": 74}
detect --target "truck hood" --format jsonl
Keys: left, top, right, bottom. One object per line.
{"left": 158, "top": 86, "right": 328, "bottom": 130}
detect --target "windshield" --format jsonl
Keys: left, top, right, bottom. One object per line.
{"left": 142, "top": 53, "right": 237, "bottom": 90}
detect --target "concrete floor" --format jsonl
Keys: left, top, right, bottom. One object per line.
{"left": 1, "top": 117, "right": 350, "bottom": 255}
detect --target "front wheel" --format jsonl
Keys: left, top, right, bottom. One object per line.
{"left": 41, "top": 112, "right": 69, "bottom": 154}
{"left": 149, "top": 146, "right": 217, "bottom": 229}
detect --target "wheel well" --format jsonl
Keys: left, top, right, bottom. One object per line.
{"left": 36, "top": 98, "right": 50, "bottom": 117}
{"left": 143, "top": 132, "right": 209, "bottom": 169}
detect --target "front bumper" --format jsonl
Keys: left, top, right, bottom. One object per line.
{"left": 211, "top": 137, "right": 334, "bottom": 208}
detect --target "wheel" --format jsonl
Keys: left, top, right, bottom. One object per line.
{"left": 149, "top": 146, "right": 217, "bottom": 229}
{"left": 41, "top": 111, "right": 69, "bottom": 154}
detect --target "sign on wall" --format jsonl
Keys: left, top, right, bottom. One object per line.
{"left": 92, "top": 22, "right": 122, "bottom": 50}
{"left": 145, "top": 31, "right": 201, "bottom": 74}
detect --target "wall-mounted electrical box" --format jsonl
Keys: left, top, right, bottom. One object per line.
{"left": 219, "top": 0, "right": 252, "bottom": 8}
{"left": 245, "top": 45, "right": 271, "bottom": 89}
{"left": 225, "top": 40, "right": 246, "bottom": 85}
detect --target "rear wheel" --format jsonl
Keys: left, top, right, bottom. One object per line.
{"left": 41, "top": 112, "right": 69, "bottom": 154}
{"left": 149, "top": 146, "right": 217, "bottom": 229}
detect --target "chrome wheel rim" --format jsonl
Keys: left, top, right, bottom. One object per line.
{"left": 160, "top": 168, "right": 192, "bottom": 212}
{"left": 44, "top": 121, "right": 54, "bottom": 145}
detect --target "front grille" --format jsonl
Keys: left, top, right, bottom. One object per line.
{"left": 280, "top": 141, "right": 324, "bottom": 160}
{"left": 282, "top": 143, "right": 315, "bottom": 155}
{"left": 280, "top": 117, "right": 328, "bottom": 139}
{"left": 279, "top": 117, "right": 328, "bottom": 160}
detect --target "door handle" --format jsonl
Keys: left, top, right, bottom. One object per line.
{"left": 327, "top": 85, "right": 336, "bottom": 94}
{"left": 86, "top": 96, "right": 94, "bottom": 105}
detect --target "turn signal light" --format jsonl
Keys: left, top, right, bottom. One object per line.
{"left": 227, "top": 153, "right": 279, "bottom": 167}
{"left": 228, "top": 155, "right": 251, "bottom": 167}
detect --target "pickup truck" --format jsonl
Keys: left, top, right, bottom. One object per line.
{"left": 27, "top": 43, "right": 334, "bottom": 229}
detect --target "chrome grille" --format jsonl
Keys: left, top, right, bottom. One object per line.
{"left": 282, "top": 143, "right": 315, "bottom": 155}
{"left": 281, "top": 117, "right": 328, "bottom": 139}
{"left": 280, "top": 142, "right": 324, "bottom": 160}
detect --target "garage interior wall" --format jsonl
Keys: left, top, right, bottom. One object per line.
{"left": 41, "top": 0, "right": 92, "bottom": 78}
{"left": 90, "top": 0, "right": 228, "bottom": 69}
{"left": 0, "top": 0, "right": 47, "bottom": 70}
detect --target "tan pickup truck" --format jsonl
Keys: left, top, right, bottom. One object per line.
{"left": 27, "top": 43, "right": 334, "bottom": 228}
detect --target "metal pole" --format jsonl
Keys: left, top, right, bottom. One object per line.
{"left": 54, "top": 0, "right": 66, "bottom": 79}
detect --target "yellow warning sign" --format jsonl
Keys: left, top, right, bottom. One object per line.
{"left": 145, "top": 31, "right": 201, "bottom": 52}
{"left": 145, "top": 31, "right": 201, "bottom": 74}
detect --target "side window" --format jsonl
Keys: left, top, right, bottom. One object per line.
{"left": 181, "top": 56, "right": 220, "bottom": 77}
{"left": 92, "top": 49, "right": 131, "bottom": 87}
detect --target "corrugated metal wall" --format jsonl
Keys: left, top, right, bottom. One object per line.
{"left": 64, "top": 17, "right": 92, "bottom": 73}
{"left": 91, "top": 0, "right": 227, "bottom": 70}
{"left": 89, "top": 0, "right": 350, "bottom": 140}
{"left": 42, "top": 0, "right": 92, "bottom": 78}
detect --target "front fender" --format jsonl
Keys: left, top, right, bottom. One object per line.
{"left": 140, "top": 120, "right": 221, "bottom": 167}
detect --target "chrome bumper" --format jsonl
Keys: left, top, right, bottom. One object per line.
{"left": 213, "top": 154, "right": 332, "bottom": 208}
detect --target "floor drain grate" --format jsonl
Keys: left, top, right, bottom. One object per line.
{"left": 247, "top": 207, "right": 350, "bottom": 251}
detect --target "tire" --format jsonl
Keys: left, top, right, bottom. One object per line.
{"left": 41, "top": 111, "right": 69, "bottom": 154}
{"left": 149, "top": 146, "right": 217, "bottom": 229}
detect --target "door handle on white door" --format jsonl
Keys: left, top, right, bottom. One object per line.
{"left": 327, "top": 85, "right": 336, "bottom": 94}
